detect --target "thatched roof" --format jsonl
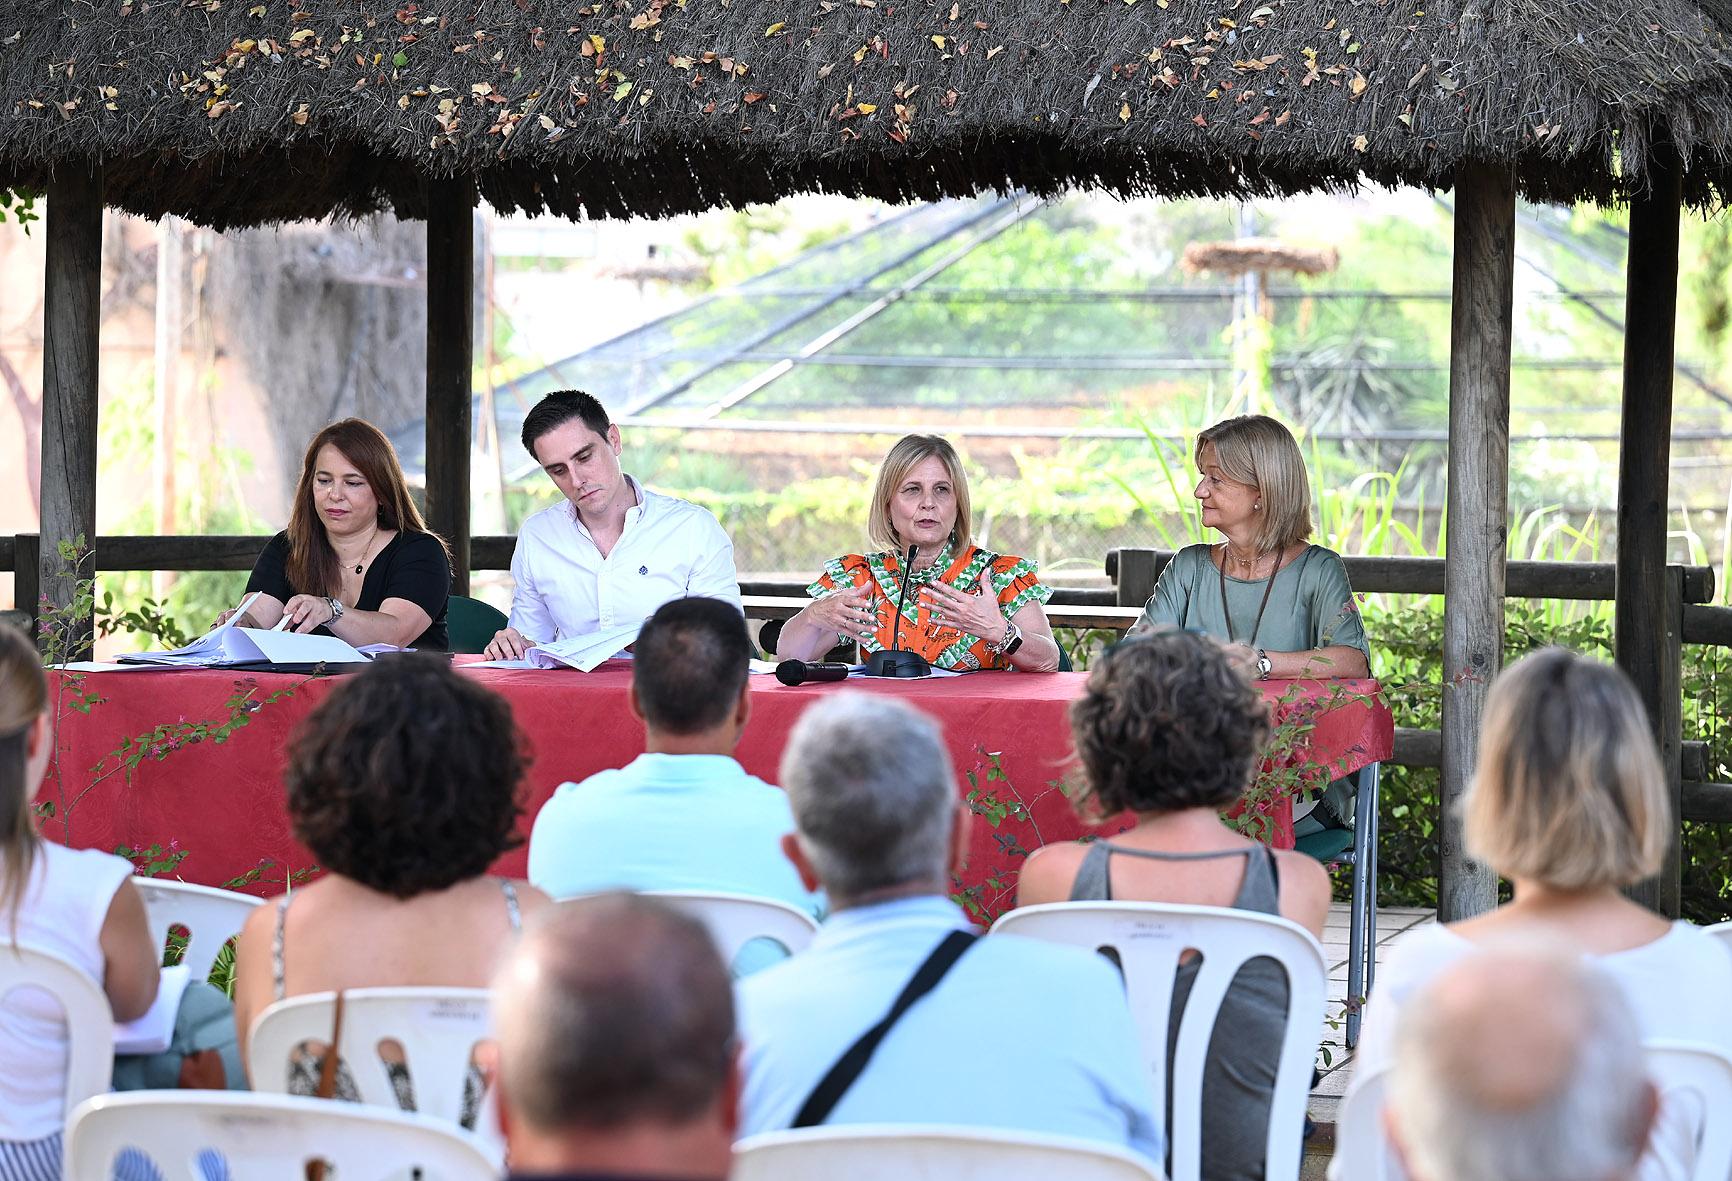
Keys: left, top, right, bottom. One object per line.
{"left": 2, "top": 0, "right": 1730, "bottom": 227}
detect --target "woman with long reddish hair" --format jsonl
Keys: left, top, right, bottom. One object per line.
{"left": 219, "top": 419, "right": 451, "bottom": 648}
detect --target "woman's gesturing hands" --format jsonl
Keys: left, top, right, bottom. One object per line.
{"left": 922, "top": 571, "right": 1005, "bottom": 644}
{"left": 807, "top": 583, "right": 881, "bottom": 642}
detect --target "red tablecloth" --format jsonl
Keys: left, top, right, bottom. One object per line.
{"left": 42, "top": 664, "right": 1392, "bottom": 920}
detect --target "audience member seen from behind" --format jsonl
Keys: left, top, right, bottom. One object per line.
{"left": 0, "top": 625, "right": 158, "bottom": 1176}
{"left": 232, "top": 654, "right": 550, "bottom": 1097}
{"left": 484, "top": 390, "right": 742, "bottom": 660}
{"left": 492, "top": 894, "right": 738, "bottom": 1181}
{"left": 735, "top": 693, "right": 1161, "bottom": 1161}
{"left": 1336, "top": 647, "right": 1732, "bottom": 1181}
{"left": 776, "top": 434, "right": 1062, "bottom": 672}
{"left": 1386, "top": 948, "right": 1657, "bottom": 1181}
{"left": 528, "top": 597, "right": 819, "bottom": 924}
{"left": 1017, "top": 626, "right": 1330, "bottom": 1181}
{"left": 1136, "top": 414, "right": 1370, "bottom": 835}
{"left": 217, "top": 418, "right": 452, "bottom": 648}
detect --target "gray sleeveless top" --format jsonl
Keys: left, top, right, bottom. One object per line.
{"left": 1070, "top": 843, "right": 1288, "bottom": 1181}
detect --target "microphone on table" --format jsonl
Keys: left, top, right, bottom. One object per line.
{"left": 865, "top": 543, "right": 933, "bottom": 679}
{"left": 775, "top": 660, "right": 851, "bottom": 686}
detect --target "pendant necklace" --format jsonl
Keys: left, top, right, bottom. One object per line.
{"left": 1217, "top": 544, "right": 1278, "bottom": 647}
{"left": 348, "top": 528, "right": 380, "bottom": 575}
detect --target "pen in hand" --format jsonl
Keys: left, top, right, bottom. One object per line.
{"left": 270, "top": 615, "right": 293, "bottom": 632}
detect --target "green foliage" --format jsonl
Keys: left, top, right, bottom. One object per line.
{"left": 0, "top": 188, "right": 40, "bottom": 234}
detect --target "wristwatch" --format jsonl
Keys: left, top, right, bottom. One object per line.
{"left": 989, "top": 620, "right": 1024, "bottom": 658}
{"left": 325, "top": 596, "right": 346, "bottom": 624}
{"left": 1254, "top": 648, "right": 1272, "bottom": 680}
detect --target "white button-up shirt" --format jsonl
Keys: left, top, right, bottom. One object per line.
{"left": 506, "top": 476, "right": 742, "bottom": 643}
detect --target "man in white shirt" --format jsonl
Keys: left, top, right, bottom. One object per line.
{"left": 735, "top": 693, "right": 1163, "bottom": 1163}
{"left": 484, "top": 390, "right": 742, "bottom": 659}
{"left": 527, "top": 596, "right": 820, "bottom": 924}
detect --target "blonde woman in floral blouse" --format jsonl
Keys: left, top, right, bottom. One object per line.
{"left": 777, "top": 435, "right": 1062, "bottom": 673}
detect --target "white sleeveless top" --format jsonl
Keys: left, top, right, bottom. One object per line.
{"left": 0, "top": 842, "right": 132, "bottom": 1140}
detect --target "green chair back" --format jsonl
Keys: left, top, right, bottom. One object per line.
{"left": 446, "top": 595, "right": 509, "bottom": 654}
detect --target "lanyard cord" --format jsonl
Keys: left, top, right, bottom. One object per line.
{"left": 1217, "top": 545, "right": 1280, "bottom": 648}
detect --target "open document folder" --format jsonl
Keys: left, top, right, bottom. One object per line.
{"left": 118, "top": 595, "right": 371, "bottom": 667}
{"left": 471, "top": 621, "right": 640, "bottom": 672}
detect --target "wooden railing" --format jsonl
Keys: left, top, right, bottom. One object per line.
{"left": 7, "top": 534, "right": 1732, "bottom": 824}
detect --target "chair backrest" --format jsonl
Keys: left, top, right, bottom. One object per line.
{"left": 990, "top": 901, "right": 1325, "bottom": 1181}
{"left": 1332, "top": 1065, "right": 1400, "bottom": 1181}
{"left": 1333, "top": 1040, "right": 1732, "bottom": 1181}
{"left": 1704, "top": 920, "right": 1732, "bottom": 953}
{"left": 63, "top": 1091, "right": 497, "bottom": 1181}
{"left": 734, "top": 1123, "right": 1165, "bottom": 1181}
{"left": 0, "top": 942, "right": 114, "bottom": 1119}
{"left": 247, "top": 986, "right": 502, "bottom": 1156}
{"left": 644, "top": 890, "right": 820, "bottom": 965}
{"left": 1647, "top": 1040, "right": 1732, "bottom": 1181}
{"left": 134, "top": 879, "right": 262, "bottom": 983}
{"left": 446, "top": 595, "right": 509, "bottom": 654}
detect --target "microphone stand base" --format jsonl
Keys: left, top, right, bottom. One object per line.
{"left": 864, "top": 649, "right": 932, "bottom": 679}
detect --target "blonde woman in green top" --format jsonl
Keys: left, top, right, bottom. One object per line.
{"left": 1136, "top": 414, "right": 1370, "bottom": 681}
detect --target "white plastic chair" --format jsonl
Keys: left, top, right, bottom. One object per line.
{"left": 990, "top": 902, "right": 1326, "bottom": 1181}
{"left": 63, "top": 1091, "right": 497, "bottom": 1180}
{"left": 734, "top": 1123, "right": 1166, "bottom": 1181}
{"left": 0, "top": 942, "right": 113, "bottom": 1118}
{"left": 1332, "top": 1040, "right": 1732, "bottom": 1181}
{"left": 1332, "top": 1065, "right": 1399, "bottom": 1181}
{"left": 134, "top": 879, "right": 262, "bottom": 983}
{"left": 247, "top": 986, "right": 503, "bottom": 1161}
{"left": 1646, "top": 1040, "right": 1732, "bottom": 1181}
{"left": 645, "top": 890, "right": 819, "bottom": 964}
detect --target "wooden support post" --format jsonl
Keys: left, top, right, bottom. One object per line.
{"left": 38, "top": 168, "right": 104, "bottom": 658}
{"left": 426, "top": 177, "right": 475, "bottom": 597}
{"left": 1440, "top": 163, "right": 1515, "bottom": 922}
{"left": 16, "top": 534, "right": 41, "bottom": 639}
{"left": 1618, "top": 147, "right": 1685, "bottom": 916}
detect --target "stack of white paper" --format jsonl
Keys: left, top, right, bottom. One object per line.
{"left": 473, "top": 621, "right": 640, "bottom": 672}
{"left": 114, "top": 964, "right": 191, "bottom": 1055}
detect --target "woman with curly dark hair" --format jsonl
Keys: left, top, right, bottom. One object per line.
{"left": 231, "top": 653, "right": 549, "bottom": 1090}
{"left": 1016, "top": 627, "right": 1330, "bottom": 1181}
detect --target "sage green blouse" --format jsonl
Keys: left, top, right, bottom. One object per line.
{"left": 1136, "top": 543, "right": 1370, "bottom": 662}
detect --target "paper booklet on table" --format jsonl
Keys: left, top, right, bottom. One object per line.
{"left": 472, "top": 621, "right": 641, "bottom": 672}
{"left": 113, "top": 964, "right": 191, "bottom": 1055}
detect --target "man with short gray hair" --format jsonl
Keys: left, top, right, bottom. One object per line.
{"left": 735, "top": 693, "right": 1161, "bottom": 1163}
{"left": 1386, "top": 947, "right": 1658, "bottom": 1181}
{"left": 491, "top": 893, "right": 738, "bottom": 1181}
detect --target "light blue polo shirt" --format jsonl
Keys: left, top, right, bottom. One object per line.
{"left": 527, "top": 753, "right": 821, "bottom": 919}
{"left": 736, "top": 895, "right": 1164, "bottom": 1164}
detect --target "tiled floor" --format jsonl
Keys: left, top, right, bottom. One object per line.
{"left": 1310, "top": 902, "right": 1434, "bottom": 1127}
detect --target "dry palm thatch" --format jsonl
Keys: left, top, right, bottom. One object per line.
{"left": 1, "top": 0, "right": 1729, "bottom": 228}
{"left": 1182, "top": 239, "right": 1338, "bottom": 277}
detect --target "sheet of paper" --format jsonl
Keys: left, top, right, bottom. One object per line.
{"left": 748, "top": 659, "right": 783, "bottom": 675}
{"left": 53, "top": 662, "right": 164, "bottom": 672}
{"left": 526, "top": 621, "right": 642, "bottom": 672}
{"left": 468, "top": 657, "right": 541, "bottom": 669}
{"left": 114, "top": 964, "right": 191, "bottom": 1055}
{"left": 239, "top": 627, "right": 369, "bottom": 664}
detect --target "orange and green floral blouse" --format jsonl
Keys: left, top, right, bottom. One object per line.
{"left": 806, "top": 542, "right": 1054, "bottom": 671}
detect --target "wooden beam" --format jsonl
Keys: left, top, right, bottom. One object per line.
{"left": 1440, "top": 163, "right": 1515, "bottom": 922}
{"left": 1618, "top": 146, "right": 1685, "bottom": 917}
{"left": 426, "top": 177, "right": 475, "bottom": 597}
{"left": 38, "top": 168, "right": 104, "bottom": 658}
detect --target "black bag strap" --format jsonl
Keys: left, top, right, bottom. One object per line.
{"left": 790, "top": 929, "right": 977, "bottom": 1128}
